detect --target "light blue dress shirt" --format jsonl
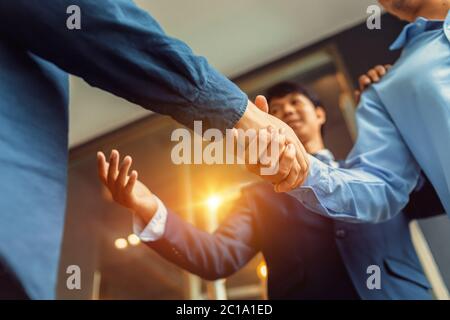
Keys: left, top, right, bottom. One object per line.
{"left": 290, "top": 12, "right": 450, "bottom": 223}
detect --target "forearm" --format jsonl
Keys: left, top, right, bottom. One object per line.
{"left": 289, "top": 89, "right": 422, "bottom": 223}
{"left": 290, "top": 155, "right": 420, "bottom": 223}
{"left": 139, "top": 209, "right": 257, "bottom": 280}
{"left": 0, "top": 0, "right": 247, "bottom": 131}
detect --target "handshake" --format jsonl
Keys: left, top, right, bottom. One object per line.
{"left": 234, "top": 95, "right": 310, "bottom": 192}
{"left": 97, "top": 95, "right": 310, "bottom": 224}
{"left": 97, "top": 64, "right": 392, "bottom": 225}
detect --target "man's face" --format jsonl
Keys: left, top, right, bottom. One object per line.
{"left": 377, "top": 0, "right": 423, "bottom": 21}
{"left": 269, "top": 93, "right": 326, "bottom": 144}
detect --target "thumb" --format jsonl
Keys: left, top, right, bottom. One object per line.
{"left": 254, "top": 95, "right": 269, "bottom": 113}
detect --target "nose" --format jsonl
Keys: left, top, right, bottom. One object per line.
{"left": 282, "top": 103, "right": 296, "bottom": 117}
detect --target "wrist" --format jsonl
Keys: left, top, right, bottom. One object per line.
{"left": 235, "top": 100, "right": 268, "bottom": 130}
{"left": 133, "top": 195, "right": 158, "bottom": 225}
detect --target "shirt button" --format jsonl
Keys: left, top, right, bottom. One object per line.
{"left": 335, "top": 229, "right": 347, "bottom": 239}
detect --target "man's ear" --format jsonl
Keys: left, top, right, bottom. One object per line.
{"left": 254, "top": 95, "right": 269, "bottom": 114}
{"left": 316, "top": 106, "right": 326, "bottom": 125}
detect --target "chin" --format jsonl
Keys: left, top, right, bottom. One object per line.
{"left": 295, "top": 130, "right": 310, "bottom": 143}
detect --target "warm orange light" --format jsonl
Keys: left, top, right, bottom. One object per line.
{"left": 206, "top": 195, "right": 222, "bottom": 211}
{"left": 128, "top": 234, "right": 141, "bottom": 246}
{"left": 114, "top": 238, "right": 128, "bottom": 250}
{"left": 257, "top": 261, "right": 268, "bottom": 280}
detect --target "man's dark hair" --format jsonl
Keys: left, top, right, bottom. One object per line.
{"left": 266, "top": 81, "right": 323, "bottom": 108}
{"left": 266, "top": 81, "right": 326, "bottom": 136}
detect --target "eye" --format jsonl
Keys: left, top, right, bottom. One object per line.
{"left": 269, "top": 105, "right": 280, "bottom": 114}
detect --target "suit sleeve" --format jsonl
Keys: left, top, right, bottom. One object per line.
{"left": 146, "top": 192, "right": 259, "bottom": 280}
{"left": 0, "top": 0, "right": 247, "bottom": 131}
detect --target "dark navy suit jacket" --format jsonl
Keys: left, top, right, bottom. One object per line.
{"left": 148, "top": 178, "right": 442, "bottom": 300}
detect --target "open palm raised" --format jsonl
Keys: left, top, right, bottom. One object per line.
{"left": 97, "top": 150, "right": 158, "bottom": 224}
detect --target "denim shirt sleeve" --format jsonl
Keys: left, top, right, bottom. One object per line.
{"left": 289, "top": 88, "right": 421, "bottom": 223}
{"left": 0, "top": 0, "right": 247, "bottom": 131}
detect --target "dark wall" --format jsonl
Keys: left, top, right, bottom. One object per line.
{"left": 334, "top": 14, "right": 406, "bottom": 84}
{"left": 234, "top": 14, "right": 406, "bottom": 90}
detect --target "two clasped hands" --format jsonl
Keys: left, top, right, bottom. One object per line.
{"left": 97, "top": 95, "right": 309, "bottom": 224}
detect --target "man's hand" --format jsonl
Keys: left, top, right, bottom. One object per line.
{"left": 97, "top": 150, "right": 158, "bottom": 224}
{"left": 355, "top": 64, "right": 392, "bottom": 103}
{"left": 235, "top": 98, "right": 309, "bottom": 193}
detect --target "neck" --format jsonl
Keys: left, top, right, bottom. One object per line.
{"left": 303, "top": 137, "right": 325, "bottom": 155}
{"left": 414, "top": 0, "right": 450, "bottom": 20}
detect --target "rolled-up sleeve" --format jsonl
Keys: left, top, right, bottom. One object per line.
{"left": 0, "top": 0, "right": 247, "bottom": 131}
{"left": 289, "top": 88, "right": 421, "bottom": 223}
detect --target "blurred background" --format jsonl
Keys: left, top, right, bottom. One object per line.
{"left": 57, "top": 0, "right": 450, "bottom": 299}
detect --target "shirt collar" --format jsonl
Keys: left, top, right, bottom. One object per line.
{"left": 312, "top": 149, "right": 338, "bottom": 167}
{"left": 390, "top": 14, "right": 446, "bottom": 51}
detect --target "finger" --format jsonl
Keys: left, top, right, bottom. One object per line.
{"left": 367, "top": 69, "right": 380, "bottom": 83}
{"left": 274, "top": 144, "right": 298, "bottom": 192}
{"left": 276, "top": 163, "right": 299, "bottom": 192}
{"left": 374, "top": 65, "right": 386, "bottom": 76}
{"left": 97, "top": 152, "right": 108, "bottom": 184}
{"left": 290, "top": 139, "right": 309, "bottom": 189}
{"left": 125, "top": 170, "right": 138, "bottom": 194}
{"left": 107, "top": 150, "right": 119, "bottom": 188}
{"left": 257, "top": 130, "right": 287, "bottom": 178}
{"left": 358, "top": 75, "right": 371, "bottom": 91}
{"left": 254, "top": 128, "right": 270, "bottom": 164}
{"left": 264, "top": 130, "right": 286, "bottom": 160}
{"left": 274, "top": 143, "right": 295, "bottom": 183}
{"left": 258, "top": 133, "right": 288, "bottom": 183}
{"left": 116, "top": 156, "right": 132, "bottom": 190}
{"left": 384, "top": 64, "right": 392, "bottom": 71}
{"left": 254, "top": 95, "right": 269, "bottom": 113}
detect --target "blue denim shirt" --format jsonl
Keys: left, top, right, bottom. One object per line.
{"left": 0, "top": 0, "right": 246, "bottom": 299}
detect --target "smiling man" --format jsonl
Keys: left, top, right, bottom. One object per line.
{"left": 97, "top": 71, "right": 439, "bottom": 299}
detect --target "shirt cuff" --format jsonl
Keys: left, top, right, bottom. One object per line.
{"left": 133, "top": 195, "right": 168, "bottom": 242}
{"left": 288, "top": 155, "right": 362, "bottom": 222}
{"left": 195, "top": 67, "right": 248, "bottom": 132}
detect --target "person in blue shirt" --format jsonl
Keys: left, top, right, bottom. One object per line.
{"left": 282, "top": 0, "right": 450, "bottom": 223}
{"left": 97, "top": 75, "right": 439, "bottom": 300}
{"left": 0, "top": 0, "right": 308, "bottom": 299}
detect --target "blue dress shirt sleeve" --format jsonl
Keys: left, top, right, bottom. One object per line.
{"left": 289, "top": 88, "right": 422, "bottom": 223}
{"left": 0, "top": 0, "right": 247, "bottom": 131}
